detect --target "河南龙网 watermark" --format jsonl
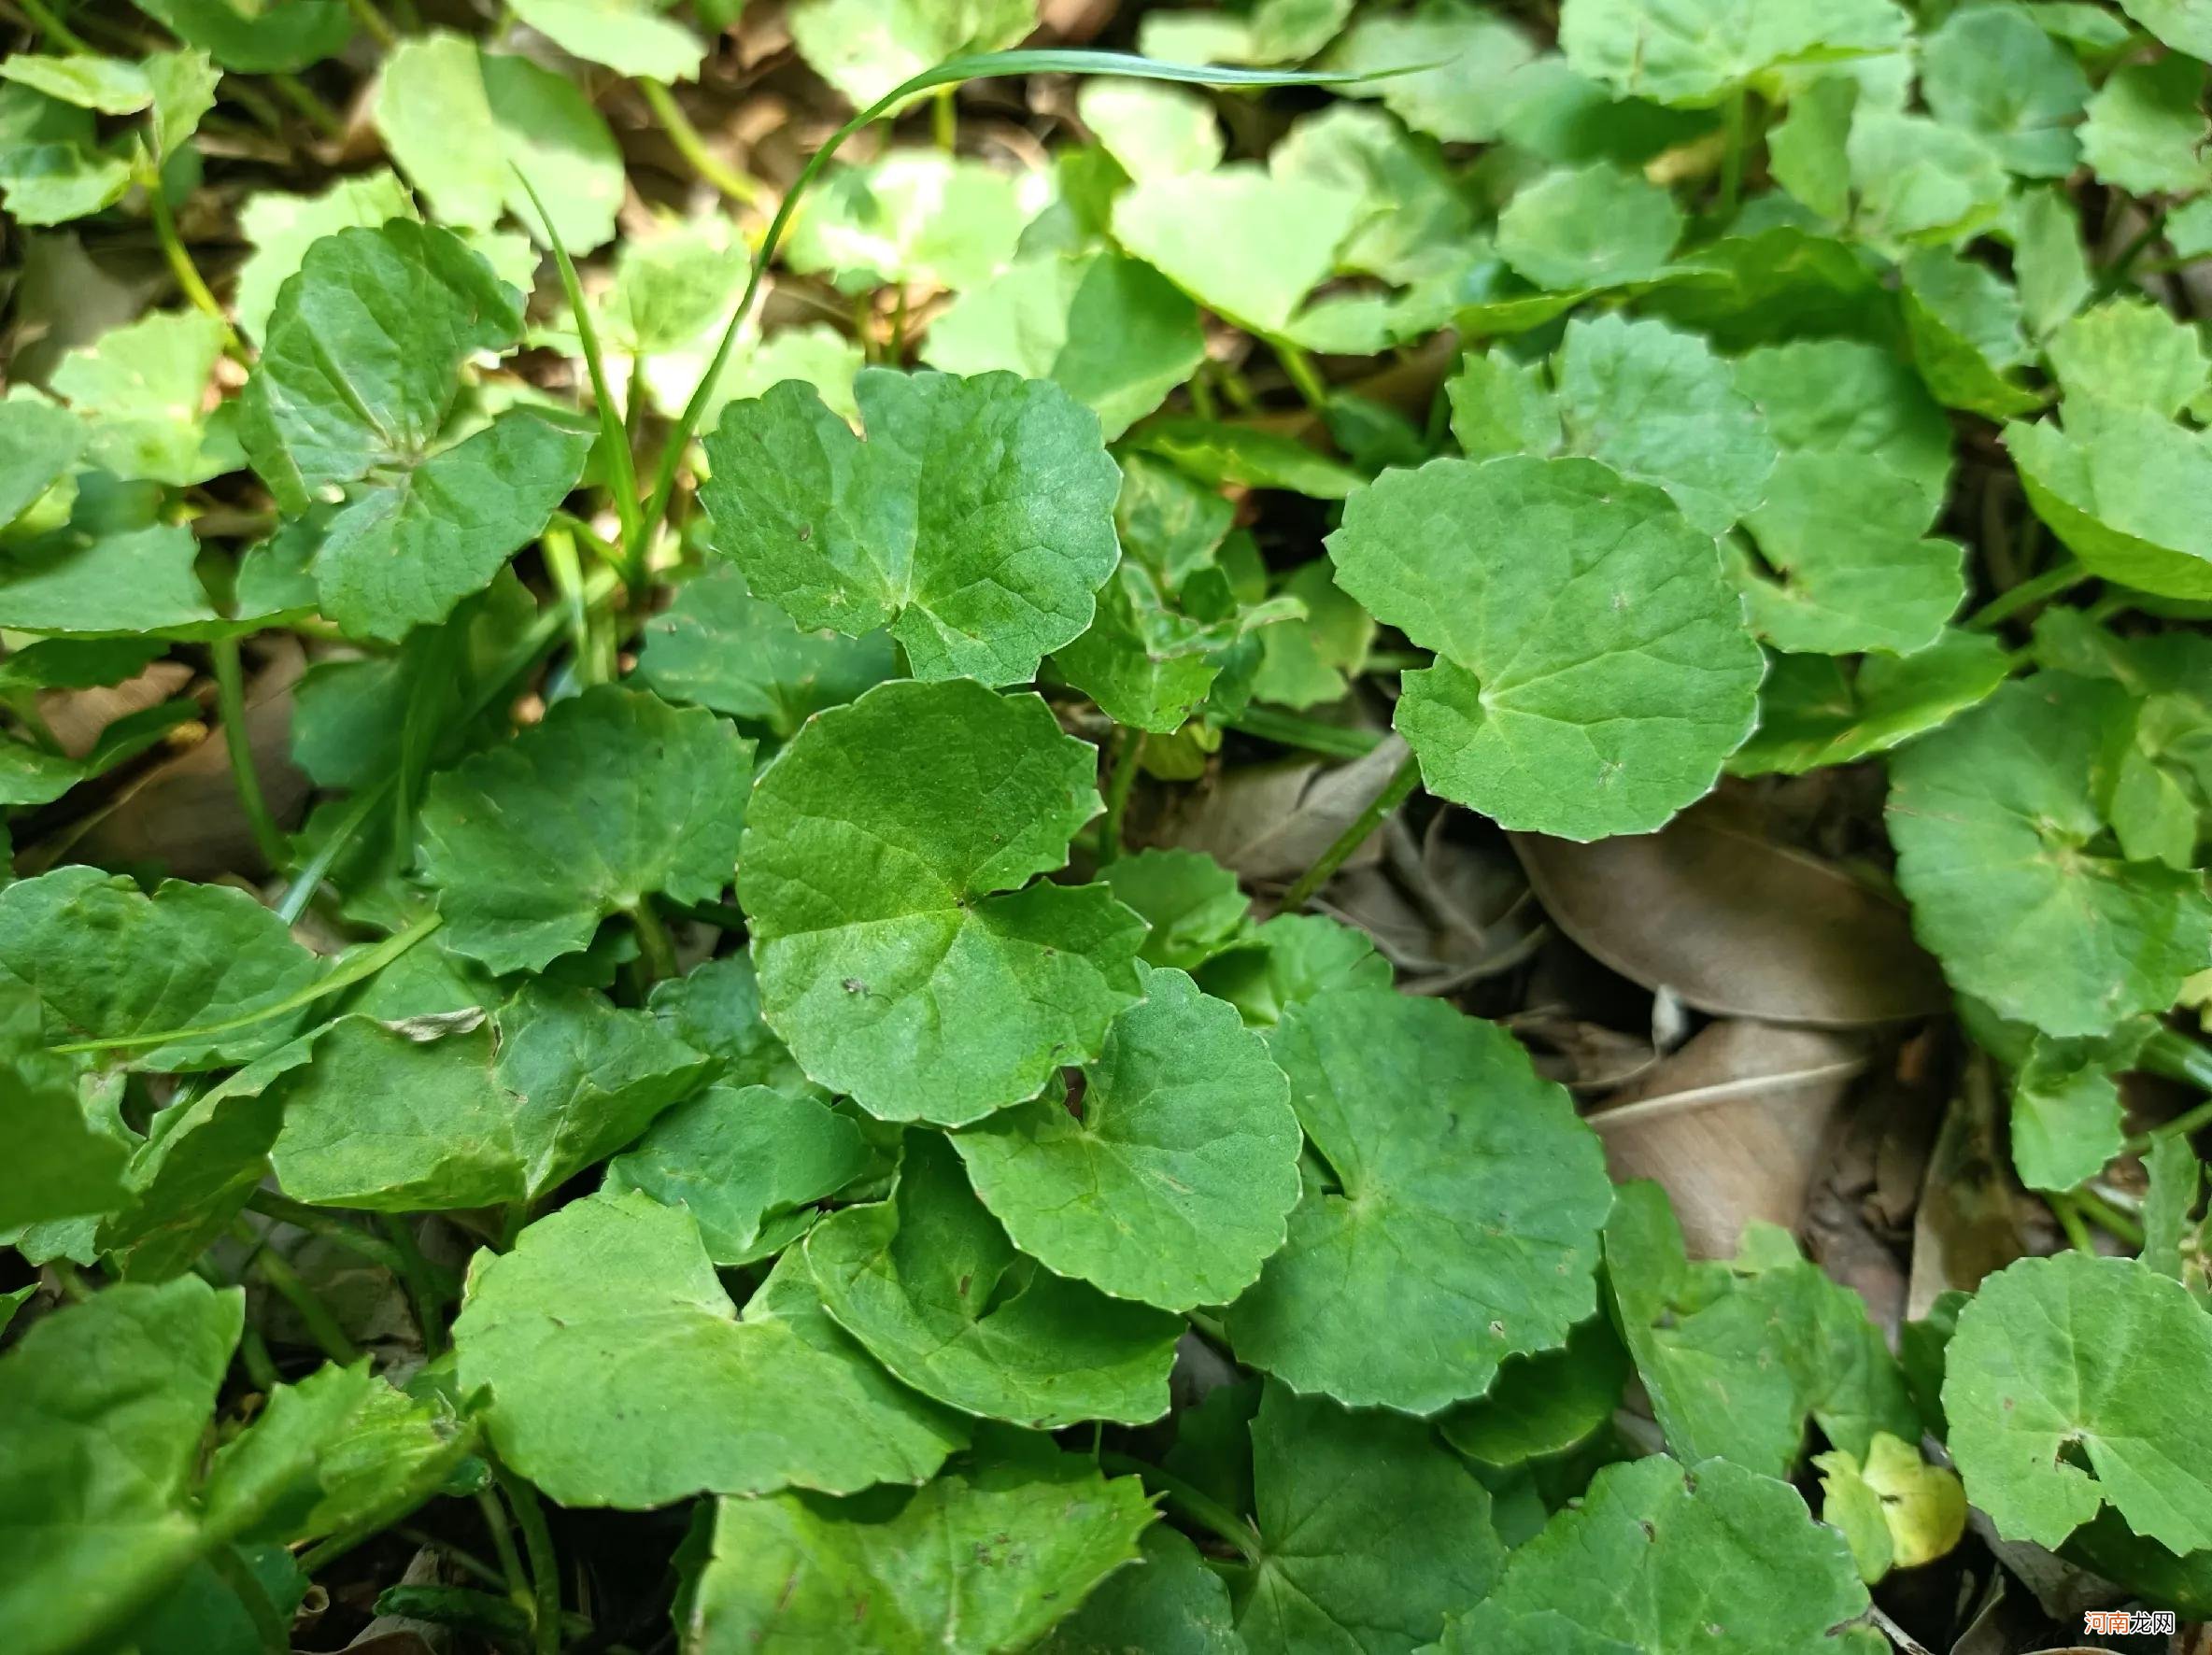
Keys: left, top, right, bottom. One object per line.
{"left": 2084, "top": 1608, "right": 2176, "bottom": 1636}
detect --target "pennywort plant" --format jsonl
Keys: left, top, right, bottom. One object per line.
{"left": 5, "top": 0, "right": 2212, "bottom": 1649}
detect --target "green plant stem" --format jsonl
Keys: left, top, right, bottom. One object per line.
{"left": 47, "top": 1258, "right": 91, "bottom": 1302}
{"left": 276, "top": 568, "right": 621, "bottom": 925}
{"left": 2134, "top": 1096, "right": 2212, "bottom": 1157}
{"left": 211, "top": 636, "right": 289, "bottom": 872}
{"left": 665, "top": 897, "right": 748, "bottom": 930}
{"left": 242, "top": 1226, "right": 362, "bottom": 1365}
{"left": 633, "top": 49, "right": 1380, "bottom": 578}
{"left": 1099, "top": 1452, "right": 1260, "bottom": 1565}
{"left": 2049, "top": 1192, "right": 2096, "bottom": 1253}
{"left": 631, "top": 900, "right": 678, "bottom": 983}
{"left": 1275, "top": 341, "right": 1330, "bottom": 413}
{"left": 1098, "top": 729, "right": 1143, "bottom": 865}
{"left": 394, "top": 618, "right": 459, "bottom": 860}
{"left": 1279, "top": 750, "right": 1422, "bottom": 909}
{"left": 145, "top": 175, "right": 245, "bottom": 358}
{"left": 236, "top": 1322, "right": 281, "bottom": 1392}
{"left": 475, "top": 1487, "right": 536, "bottom": 1621}
{"left": 495, "top": 1462, "right": 563, "bottom": 1655}
{"left": 639, "top": 78, "right": 768, "bottom": 207}
{"left": 1964, "top": 558, "right": 2090, "bottom": 631}
{"left": 397, "top": 1527, "right": 509, "bottom": 1591}
{"left": 379, "top": 1215, "right": 451, "bottom": 1351}
{"left": 245, "top": 1188, "right": 414, "bottom": 1277}
{"left": 1717, "top": 88, "right": 1748, "bottom": 219}
{"left": 16, "top": 0, "right": 90, "bottom": 49}
{"left": 53, "top": 912, "right": 443, "bottom": 1054}
{"left": 1187, "top": 364, "right": 1221, "bottom": 421}
{"left": 514, "top": 175, "right": 645, "bottom": 587}
{"left": 541, "top": 527, "right": 598, "bottom": 683}
{"left": 340, "top": 0, "right": 396, "bottom": 47}
{"left": 269, "top": 73, "right": 343, "bottom": 137}
{"left": 932, "top": 84, "right": 957, "bottom": 150}
{"left": 2143, "top": 1026, "right": 2212, "bottom": 1093}
{"left": 209, "top": 1542, "right": 291, "bottom": 1652}
{"left": 2071, "top": 1185, "right": 2146, "bottom": 1247}
{"left": 1224, "top": 706, "right": 1382, "bottom": 760}
{"left": 2096, "top": 211, "right": 2167, "bottom": 299}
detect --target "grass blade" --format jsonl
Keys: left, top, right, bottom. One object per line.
{"left": 514, "top": 168, "right": 645, "bottom": 581}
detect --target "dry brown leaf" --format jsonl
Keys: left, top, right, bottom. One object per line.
{"left": 38, "top": 661, "right": 195, "bottom": 757}
{"left": 56, "top": 638, "right": 309, "bottom": 880}
{"left": 1587, "top": 1020, "right": 1868, "bottom": 1257}
{"left": 1315, "top": 813, "right": 1544, "bottom": 991}
{"left": 1512, "top": 794, "right": 1948, "bottom": 1026}
{"left": 1144, "top": 734, "right": 1408, "bottom": 885}
{"left": 1907, "top": 1057, "right": 2031, "bottom": 1320}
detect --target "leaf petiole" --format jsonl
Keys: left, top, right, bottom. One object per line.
{"left": 1964, "top": 558, "right": 2091, "bottom": 631}
{"left": 50, "top": 911, "right": 445, "bottom": 1054}
{"left": 1099, "top": 1451, "right": 1262, "bottom": 1566}
{"left": 640, "top": 78, "right": 770, "bottom": 207}
{"left": 514, "top": 169, "right": 645, "bottom": 586}
{"left": 1097, "top": 729, "right": 1144, "bottom": 865}
{"left": 1223, "top": 706, "right": 1383, "bottom": 760}
{"left": 494, "top": 1459, "right": 564, "bottom": 1655}
{"left": 143, "top": 171, "right": 246, "bottom": 359}
{"left": 1278, "top": 750, "right": 1422, "bottom": 909}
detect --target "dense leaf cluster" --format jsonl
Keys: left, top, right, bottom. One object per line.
{"left": 6, "top": 0, "right": 2212, "bottom": 1649}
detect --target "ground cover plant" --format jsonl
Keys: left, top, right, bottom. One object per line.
{"left": 7, "top": 0, "right": 2212, "bottom": 1648}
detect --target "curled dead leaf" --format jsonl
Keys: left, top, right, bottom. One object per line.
{"left": 1144, "top": 733, "right": 1408, "bottom": 885}
{"left": 52, "top": 637, "right": 309, "bottom": 880}
{"left": 1589, "top": 1020, "right": 1869, "bottom": 1257}
{"left": 1512, "top": 794, "right": 1948, "bottom": 1027}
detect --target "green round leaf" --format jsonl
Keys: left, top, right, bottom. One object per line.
{"left": 239, "top": 219, "right": 523, "bottom": 516}
{"left": 740, "top": 678, "right": 1142, "bottom": 1125}
{"left": 1224, "top": 988, "right": 1612, "bottom": 1415}
{"left": 1496, "top": 163, "right": 1683, "bottom": 292}
{"left": 633, "top": 563, "right": 898, "bottom": 740}
{"left": 2008, "top": 397, "right": 2212, "bottom": 600}
{"left": 806, "top": 1131, "right": 1184, "bottom": 1428}
{"left": 1322, "top": 1, "right": 1537, "bottom": 143}
{"left": 310, "top": 406, "right": 594, "bottom": 643}
{"left": 1035, "top": 1526, "right": 1241, "bottom": 1655}
{"left": 132, "top": 0, "right": 351, "bottom": 73}
{"left": 1111, "top": 164, "right": 1363, "bottom": 336}
{"left": 606, "top": 1083, "right": 871, "bottom": 1266}
{"left": 1435, "top": 1455, "right": 1871, "bottom": 1653}
{"left": 0, "top": 1276, "right": 244, "bottom": 1655}
{"left": 683, "top": 1442, "right": 1156, "bottom": 1653}
{"left": 1560, "top": 0, "right": 1908, "bottom": 107}
{"left": 1100, "top": 848, "right": 1252, "bottom": 972}
{"left": 1238, "top": 1381, "right": 1505, "bottom": 1652}
{"left": 1888, "top": 672, "right": 2212, "bottom": 1037}
{"left": 0, "top": 865, "right": 321, "bottom": 1072}
{"left": 1327, "top": 454, "right": 1763, "bottom": 840}
{"left": 506, "top": 0, "right": 702, "bottom": 80}
{"left": 453, "top": 1190, "right": 968, "bottom": 1508}
{"left": 1729, "top": 631, "right": 2010, "bottom": 775}
{"left": 372, "top": 33, "right": 624, "bottom": 252}
{"left": 1735, "top": 451, "right": 1964, "bottom": 656}
{"left": 922, "top": 249, "right": 1207, "bottom": 442}
{"left": 419, "top": 686, "right": 756, "bottom": 975}
{"left": 953, "top": 965, "right": 1301, "bottom": 1310}
{"left": 1553, "top": 314, "right": 1779, "bottom": 536}
{"left": 1946, "top": 1252, "right": 2212, "bottom": 1553}
{"left": 701, "top": 369, "right": 1122, "bottom": 686}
